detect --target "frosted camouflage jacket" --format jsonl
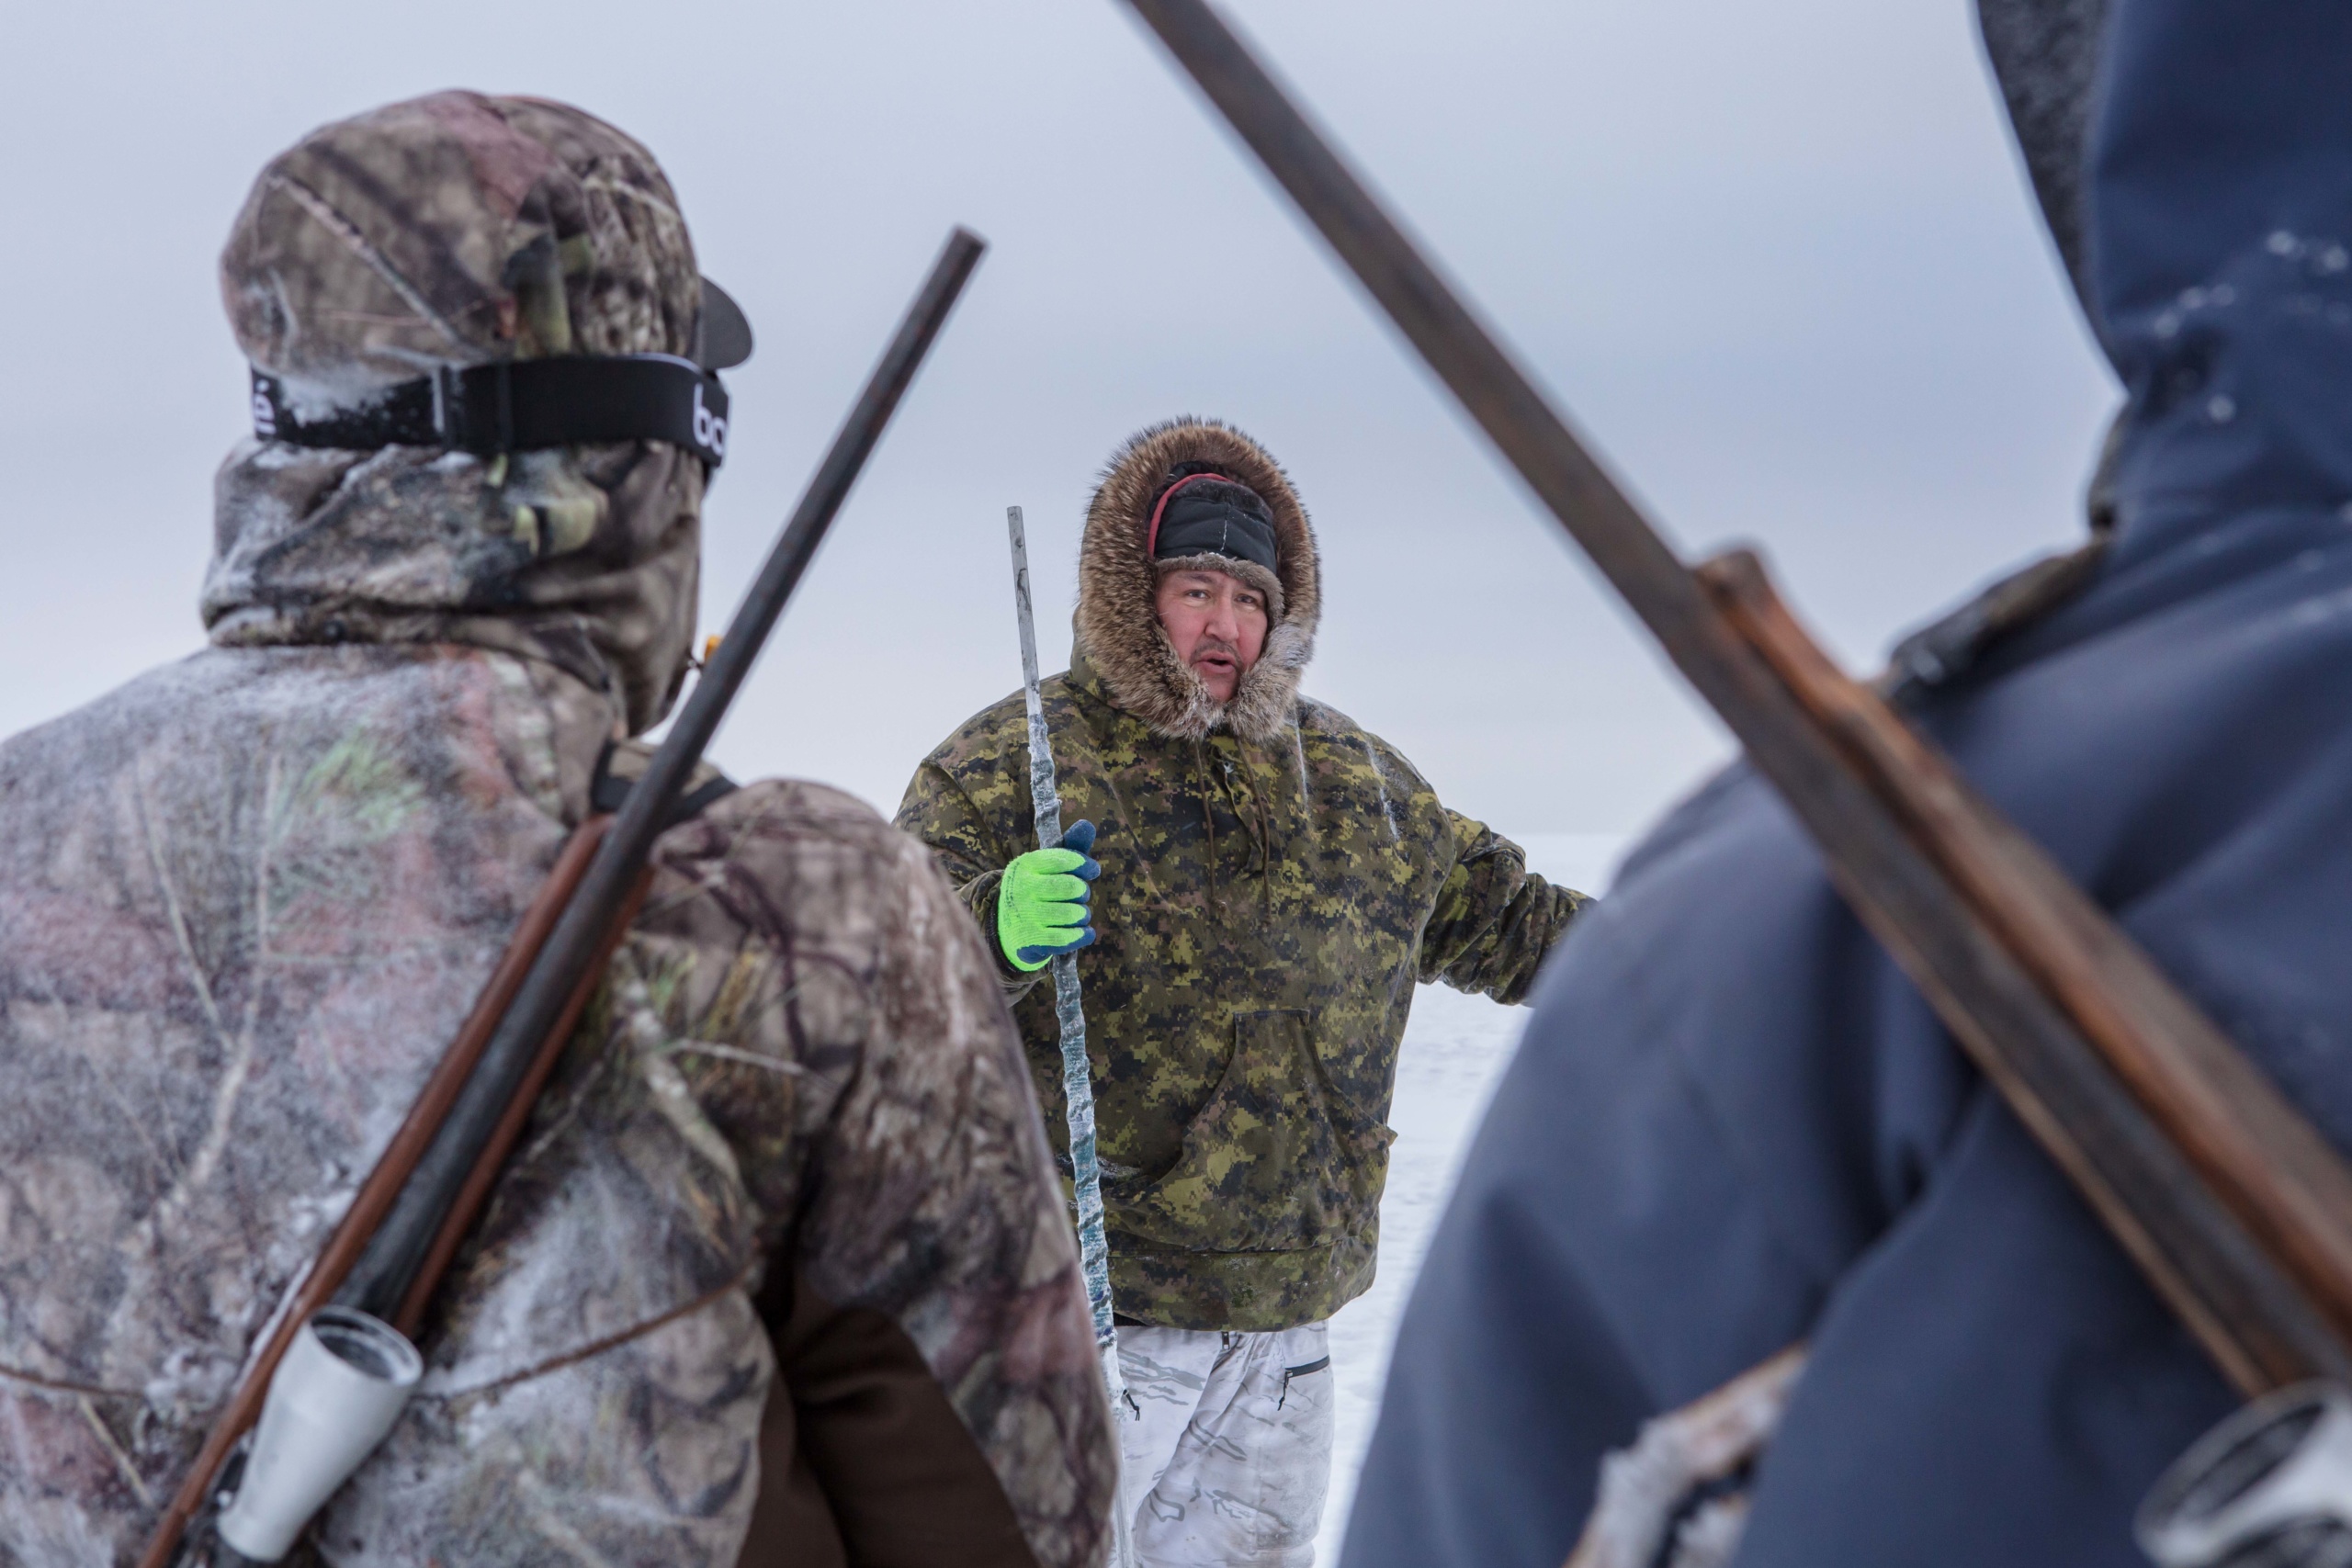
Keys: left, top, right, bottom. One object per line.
{"left": 897, "top": 421, "right": 1590, "bottom": 1331}
{"left": 0, "top": 93, "right": 1112, "bottom": 1568}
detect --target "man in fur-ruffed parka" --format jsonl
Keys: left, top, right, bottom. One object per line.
{"left": 897, "top": 418, "right": 1592, "bottom": 1564}
{"left": 0, "top": 93, "right": 1113, "bottom": 1568}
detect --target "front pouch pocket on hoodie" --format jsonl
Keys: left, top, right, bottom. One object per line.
{"left": 1114, "top": 1010, "right": 1396, "bottom": 1255}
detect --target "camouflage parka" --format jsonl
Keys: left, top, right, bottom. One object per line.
{"left": 0, "top": 95, "right": 1113, "bottom": 1568}
{"left": 897, "top": 420, "right": 1591, "bottom": 1331}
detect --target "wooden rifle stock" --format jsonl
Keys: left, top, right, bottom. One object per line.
{"left": 140, "top": 226, "right": 987, "bottom": 1568}
{"left": 1696, "top": 554, "right": 2352, "bottom": 1392}
{"left": 1114, "top": 0, "right": 2352, "bottom": 1393}
{"left": 137, "top": 819, "right": 611, "bottom": 1567}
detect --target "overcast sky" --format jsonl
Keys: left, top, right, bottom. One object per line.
{"left": 0, "top": 0, "right": 2117, "bottom": 851}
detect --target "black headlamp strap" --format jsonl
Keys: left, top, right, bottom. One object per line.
{"left": 251, "top": 354, "right": 730, "bottom": 469}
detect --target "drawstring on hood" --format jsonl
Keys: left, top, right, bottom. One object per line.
{"left": 1189, "top": 740, "right": 1280, "bottom": 916}
{"left": 202, "top": 91, "right": 710, "bottom": 736}
{"left": 1196, "top": 744, "right": 1218, "bottom": 909}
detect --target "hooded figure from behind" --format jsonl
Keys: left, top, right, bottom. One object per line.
{"left": 1342, "top": 3, "right": 2352, "bottom": 1566}
{"left": 0, "top": 93, "right": 1114, "bottom": 1568}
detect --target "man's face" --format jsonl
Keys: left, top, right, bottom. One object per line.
{"left": 1155, "top": 568, "right": 1269, "bottom": 703}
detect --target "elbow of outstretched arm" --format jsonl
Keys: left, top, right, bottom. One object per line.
{"left": 1424, "top": 860, "right": 1595, "bottom": 1005}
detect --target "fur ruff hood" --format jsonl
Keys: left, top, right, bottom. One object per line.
{"left": 1075, "top": 418, "right": 1320, "bottom": 743}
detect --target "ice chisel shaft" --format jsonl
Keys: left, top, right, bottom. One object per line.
{"left": 141, "top": 227, "right": 988, "bottom": 1568}
{"left": 1007, "top": 506, "right": 1124, "bottom": 1360}
{"left": 1007, "top": 506, "right": 1136, "bottom": 1568}
{"left": 1113, "top": 0, "right": 2352, "bottom": 1395}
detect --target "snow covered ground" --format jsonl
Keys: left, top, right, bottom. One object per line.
{"left": 1315, "top": 831, "right": 1629, "bottom": 1564}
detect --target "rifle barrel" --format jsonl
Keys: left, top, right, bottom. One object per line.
{"left": 338, "top": 226, "right": 988, "bottom": 1319}
{"left": 1113, "top": 0, "right": 2352, "bottom": 1393}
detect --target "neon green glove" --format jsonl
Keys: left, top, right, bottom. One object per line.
{"left": 997, "top": 819, "right": 1102, "bottom": 972}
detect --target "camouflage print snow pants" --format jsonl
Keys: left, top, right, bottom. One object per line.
{"left": 1116, "top": 1321, "right": 1335, "bottom": 1566}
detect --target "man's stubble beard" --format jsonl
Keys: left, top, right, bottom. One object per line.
{"left": 1191, "top": 636, "right": 1248, "bottom": 694}
{"left": 1191, "top": 635, "right": 1241, "bottom": 667}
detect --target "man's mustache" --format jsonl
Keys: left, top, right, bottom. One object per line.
{"left": 1189, "top": 637, "right": 1241, "bottom": 665}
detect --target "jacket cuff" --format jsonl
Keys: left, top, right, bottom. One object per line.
{"left": 958, "top": 868, "right": 1045, "bottom": 1002}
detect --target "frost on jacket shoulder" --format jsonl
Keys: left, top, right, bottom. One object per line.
{"left": 0, "top": 639, "right": 1113, "bottom": 1568}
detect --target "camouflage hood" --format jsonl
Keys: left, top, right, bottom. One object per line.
{"left": 1076, "top": 419, "right": 1321, "bottom": 744}
{"left": 201, "top": 92, "right": 708, "bottom": 735}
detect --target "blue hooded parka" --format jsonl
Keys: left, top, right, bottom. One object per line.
{"left": 1343, "top": 2, "right": 2352, "bottom": 1563}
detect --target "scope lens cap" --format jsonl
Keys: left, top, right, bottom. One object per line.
{"left": 695, "top": 278, "right": 754, "bottom": 371}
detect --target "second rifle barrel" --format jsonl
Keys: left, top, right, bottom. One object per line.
{"left": 337, "top": 226, "right": 989, "bottom": 1319}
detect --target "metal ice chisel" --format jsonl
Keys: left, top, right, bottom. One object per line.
{"left": 1007, "top": 503, "right": 1137, "bottom": 1568}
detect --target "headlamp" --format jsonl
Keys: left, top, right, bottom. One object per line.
{"left": 247, "top": 276, "right": 753, "bottom": 474}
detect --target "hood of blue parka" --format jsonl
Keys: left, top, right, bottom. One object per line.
{"left": 1976, "top": 0, "right": 2110, "bottom": 313}
{"left": 2077, "top": 0, "right": 2352, "bottom": 554}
